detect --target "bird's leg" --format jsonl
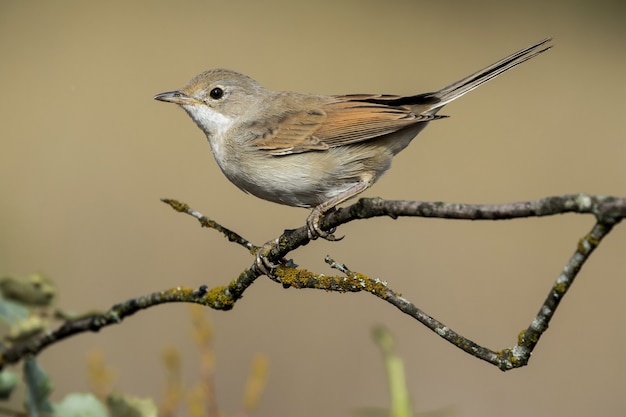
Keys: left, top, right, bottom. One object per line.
{"left": 307, "top": 180, "right": 370, "bottom": 241}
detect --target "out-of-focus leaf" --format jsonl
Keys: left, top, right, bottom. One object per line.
{"left": 107, "top": 392, "right": 157, "bottom": 417}
{"left": 372, "top": 326, "right": 413, "bottom": 417}
{"left": 354, "top": 407, "right": 454, "bottom": 417}
{"left": 367, "top": 326, "right": 455, "bottom": 417}
{"left": 54, "top": 393, "right": 109, "bottom": 417}
{"left": 0, "top": 294, "right": 30, "bottom": 326}
{"left": 5, "top": 316, "right": 47, "bottom": 343}
{"left": 242, "top": 353, "right": 269, "bottom": 412}
{"left": 0, "top": 273, "right": 57, "bottom": 307}
{"left": 87, "top": 350, "right": 117, "bottom": 401}
{"left": 0, "top": 370, "right": 19, "bottom": 399}
{"left": 23, "top": 357, "right": 54, "bottom": 414}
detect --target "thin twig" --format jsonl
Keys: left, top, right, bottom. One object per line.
{"left": 161, "top": 198, "right": 258, "bottom": 253}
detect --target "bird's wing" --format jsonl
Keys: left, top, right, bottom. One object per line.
{"left": 251, "top": 96, "right": 439, "bottom": 156}
{"left": 250, "top": 108, "right": 330, "bottom": 155}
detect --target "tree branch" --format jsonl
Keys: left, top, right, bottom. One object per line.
{"left": 0, "top": 193, "right": 623, "bottom": 371}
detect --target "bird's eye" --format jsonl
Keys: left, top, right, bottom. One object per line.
{"left": 209, "top": 87, "right": 224, "bottom": 99}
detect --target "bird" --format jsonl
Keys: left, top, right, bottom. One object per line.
{"left": 155, "top": 38, "right": 552, "bottom": 242}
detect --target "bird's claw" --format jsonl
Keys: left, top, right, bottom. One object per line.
{"left": 254, "top": 238, "right": 283, "bottom": 276}
{"left": 306, "top": 208, "right": 343, "bottom": 241}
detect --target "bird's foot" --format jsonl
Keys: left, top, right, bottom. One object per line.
{"left": 254, "top": 238, "right": 284, "bottom": 276}
{"left": 306, "top": 207, "right": 343, "bottom": 241}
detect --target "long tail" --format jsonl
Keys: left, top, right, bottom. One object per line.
{"left": 431, "top": 38, "right": 552, "bottom": 111}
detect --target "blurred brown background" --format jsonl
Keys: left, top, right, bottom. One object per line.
{"left": 1, "top": 1, "right": 625, "bottom": 416}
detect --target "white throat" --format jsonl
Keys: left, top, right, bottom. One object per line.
{"left": 182, "top": 104, "right": 234, "bottom": 168}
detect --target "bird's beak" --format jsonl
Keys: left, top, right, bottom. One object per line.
{"left": 154, "top": 90, "right": 198, "bottom": 105}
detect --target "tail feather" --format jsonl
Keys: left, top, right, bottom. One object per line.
{"left": 431, "top": 38, "right": 552, "bottom": 112}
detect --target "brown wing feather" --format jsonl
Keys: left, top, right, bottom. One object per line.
{"left": 314, "top": 100, "right": 434, "bottom": 147}
{"left": 252, "top": 96, "right": 435, "bottom": 156}
{"left": 252, "top": 108, "right": 329, "bottom": 155}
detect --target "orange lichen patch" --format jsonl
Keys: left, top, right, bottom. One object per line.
{"left": 274, "top": 266, "right": 389, "bottom": 297}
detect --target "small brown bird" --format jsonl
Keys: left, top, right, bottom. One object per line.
{"left": 155, "top": 38, "right": 551, "bottom": 240}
